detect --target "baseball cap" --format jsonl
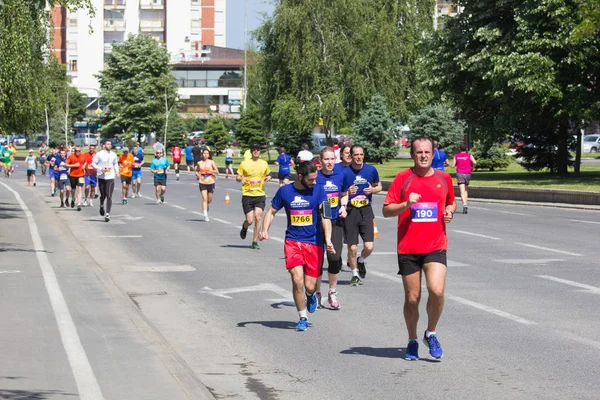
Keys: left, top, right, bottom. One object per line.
{"left": 122, "top": 147, "right": 129, "bottom": 152}
{"left": 28, "top": 149, "right": 34, "bottom": 153}
{"left": 250, "top": 143, "right": 261, "bottom": 150}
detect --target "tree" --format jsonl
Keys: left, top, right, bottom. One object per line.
{"left": 182, "top": 115, "right": 205, "bottom": 133}
{"left": 203, "top": 117, "right": 229, "bottom": 153}
{"left": 425, "top": 0, "right": 600, "bottom": 174}
{"left": 352, "top": 94, "right": 397, "bottom": 163}
{"left": 270, "top": 95, "right": 313, "bottom": 156}
{"left": 97, "top": 34, "right": 178, "bottom": 141}
{"left": 407, "top": 103, "right": 466, "bottom": 152}
{"left": 235, "top": 104, "right": 267, "bottom": 150}
{"left": 165, "top": 109, "right": 187, "bottom": 148}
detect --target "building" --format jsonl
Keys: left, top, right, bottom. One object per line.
{"left": 434, "top": 1, "right": 463, "bottom": 29}
{"left": 51, "top": 0, "right": 226, "bottom": 103}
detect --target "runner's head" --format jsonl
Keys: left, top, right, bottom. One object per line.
{"left": 410, "top": 137, "right": 434, "bottom": 170}
{"left": 155, "top": 150, "right": 163, "bottom": 159}
{"left": 122, "top": 147, "right": 129, "bottom": 155}
{"left": 74, "top": 146, "right": 81, "bottom": 155}
{"left": 459, "top": 143, "right": 467, "bottom": 152}
{"left": 28, "top": 149, "right": 34, "bottom": 155}
{"left": 52, "top": 148, "right": 57, "bottom": 154}
{"left": 250, "top": 143, "right": 261, "bottom": 159}
{"left": 132, "top": 144, "right": 139, "bottom": 154}
{"left": 319, "top": 146, "right": 335, "bottom": 173}
{"left": 89, "top": 144, "right": 96, "bottom": 153}
{"left": 350, "top": 145, "right": 364, "bottom": 167}
{"left": 103, "top": 139, "right": 112, "bottom": 151}
{"left": 279, "top": 146, "right": 286, "bottom": 154}
{"left": 202, "top": 148, "right": 211, "bottom": 160}
{"left": 296, "top": 161, "right": 318, "bottom": 190}
{"left": 340, "top": 143, "right": 352, "bottom": 166}
{"left": 59, "top": 148, "right": 66, "bottom": 157}
{"left": 312, "top": 156, "right": 322, "bottom": 171}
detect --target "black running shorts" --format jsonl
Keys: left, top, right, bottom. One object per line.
{"left": 199, "top": 183, "right": 215, "bottom": 193}
{"left": 242, "top": 195, "right": 266, "bottom": 215}
{"left": 343, "top": 205, "right": 375, "bottom": 245}
{"left": 397, "top": 250, "right": 447, "bottom": 276}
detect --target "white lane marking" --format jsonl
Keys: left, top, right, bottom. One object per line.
{"left": 446, "top": 295, "right": 537, "bottom": 325}
{"left": 452, "top": 230, "right": 501, "bottom": 240}
{"left": 228, "top": 188, "right": 242, "bottom": 193}
{"left": 212, "top": 217, "right": 232, "bottom": 224}
{"left": 494, "top": 259, "right": 564, "bottom": 265}
{"left": 199, "top": 283, "right": 292, "bottom": 299}
{"left": 170, "top": 205, "right": 186, "bottom": 210}
{"left": 1, "top": 182, "right": 105, "bottom": 399}
{"left": 566, "top": 219, "right": 600, "bottom": 225}
{"left": 125, "top": 265, "right": 196, "bottom": 272}
{"left": 517, "top": 243, "right": 583, "bottom": 257}
{"left": 470, "top": 206, "right": 531, "bottom": 216}
{"left": 370, "top": 270, "right": 403, "bottom": 283}
{"left": 99, "top": 235, "right": 143, "bottom": 239}
{"left": 556, "top": 330, "right": 600, "bottom": 351}
{"left": 0, "top": 270, "right": 21, "bottom": 274}
{"left": 537, "top": 275, "right": 600, "bottom": 293}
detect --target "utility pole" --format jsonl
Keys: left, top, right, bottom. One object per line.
{"left": 243, "top": 0, "right": 248, "bottom": 111}
{"left": 64, "top": 91, "right": 69, "bottom": 147}
{"left": 44, "top": 106, "right": 50, "bottom": 145}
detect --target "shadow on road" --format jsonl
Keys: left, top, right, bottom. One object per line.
{"left": 340, "top": 346, "right": 406, "bottom": 359}
{"left": 270, "top": 301, "right": 295, "bottom": 309}
{"left": 185, "top": 219, "right": 206, "bottom": 223}
{"left": 220, "top": 244, "right": 252, "bottom": 249}
{"left": 0, "top": 389, "right": 77, "bottom": 399}
{"left": 0, "top": 205, "right": 22, "bottom": 219}
{"left": 237, "top": 320, "right": 297, "bottom": 330}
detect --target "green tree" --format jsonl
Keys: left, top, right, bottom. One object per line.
{"left": 425, "top": 0, "right": 600, "bottom": 174}
{"left": 270, "top": 95, "right": 313, "bottom": 156}
{"left": 47, "top": 86, "right": 86, "bottom": 147}
{"left": 352, "top": 94, "right": 397, "bottom": 163}
{"left": 165, "top": 109, "right": 187, "bottom": 148}
{"left": 182, "top": 115, "right": 205, "bottom": 133}
{"left": 407, "top": 103, "right": 466, "bottom": 152}
{"left": 470, "top": 142, "right": 512, "bottom": 171}
{"left": 203, "top": 117, "right": 229, "bottom": 153}
{"left": 235, "top": 104, "right": 267, "bottom": 149}
{"left": 97, "top": 34, "right": 178, "bottom": 141}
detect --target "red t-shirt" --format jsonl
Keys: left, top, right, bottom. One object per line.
{"left": 172, "top": 147, "right": 181, "bottom": 161}
{"left": 384, "top": 168, "right": 454, "bottom": 254}
{"left": 83, "top": 152, "right": 96, "bottom": 176}
{"left": 66, "top": 154, "right": 86, "bottom": 177}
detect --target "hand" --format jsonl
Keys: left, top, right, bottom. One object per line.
{"left": 265, "top": 175, "right": 272, "bottom": 182}
{"left": 407, "top": 192, "right": 421, "bottom": 207}
{"left": 443, "top": 208, "right": 454, "bottom": 224}
{"left": 339, "top": 206, "right": 347, "bottom": 218}
{"left": 363, "top": 183, "right": 373, "bottom": 195}
{"left": 349, "top": 185, "right": 358, "bottom": 195}
{"left": 259, "top": 231, "right": 269, "bottom": 241}
{"left": 74, "top": 163, "right": 80, "bottom": 167}
{"left": 325, "top": 240, "right": 335, "bottom": 254}
{"left": 241, "top": 176, "right": 248, "bottom": 184}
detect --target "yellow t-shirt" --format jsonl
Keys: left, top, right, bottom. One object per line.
{"left": 237, "top": 159, "right": 270, "bottom": 197}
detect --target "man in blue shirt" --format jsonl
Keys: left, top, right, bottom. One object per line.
{"left": 274, "top": 146, "right": 294, "bottom": 187}
{"left": 150, "top": 149, "right": 170, "bottom": 204}
{"left": 185, "top": 143, "right": 194, "bottom": 172}
{"left": 432, "top": 140, "right": 449, "bottom": 171}
{"left": 341, "top": 145, "right": 382, "bottom": 286}
{"left": 54, "top": 148, "right": 71, "bottom": 208}
{"left": 47, "top": 148, "right": 58, "bottom": 196}
{"left": 259, "top": 161, "right": 335, "bottom": 331}
{"left": 131, "top": 144, "right": 144, "bottom": 198}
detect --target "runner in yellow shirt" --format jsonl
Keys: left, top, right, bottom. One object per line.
{"left": 118, "top": 147, "right": 134, "bottom": 205}
{"left": 236, "top": 143, "right": 271, "bottom": 249}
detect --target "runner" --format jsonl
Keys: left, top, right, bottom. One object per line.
{"left": 171, "top": 143, "right": 182, "bottom": 181}
{"left": 7, "top": 143, "right": 16, "bottom": 176}
{"left": 185, "top": 143, "right": 194, "bottom": 173}
{"left": 451, "top": 144, "right": 477, "bottom": 214}
{"left": 0, "top": 142, "right": 4, "bottom": 176}
{"left": 224, "top": 144, "right": 235, "bottom": 179}
{"left": 83, "top": 144, "right": 98, "bottom": 206}
{"left": 25, "top": 149, "right": 38, "bottom": 187}
{"left": 341, "top": 145, "right": 382, "bottom": 286}
{"left": 339, "top": 143, "right": 352, "bottom": 167}
{"left": 432, "top": 140, "right": 449, "bottom": 172}
{"left": 274, "top": 146, "right": 294, "bottom": 187}
{"left": 315, "top": 147, "right": 346, "bottom": 309}
{"left": 131, "top": 144, "right": 144, "bottom": 198}
{"left": 195, "top": 148, "right": 219, "bottom": 221}
{"left": 46, "top": 148, "right": 58, "bottom": 196}
{"left": 150, "top": 149, "right": 169, "bottom": 204}
{"left": 153, "top": 138, "right": 164, "bottom": 155}
{"left": 38, "top": 141, "right": 48, "bottom": 176}
{"left": 236, "top": 143, "right": 271, "bottom": 250}
{"left": 258, "top": 161, "right": 335, "bottom": 331}
{"left": 92, "top": 139, "right": 120, "bottom": 222}
{"left": 297, "top": 143, "right": 313, "bottom": 162}
{"left": 54, "top": 148, "right": 70, "bottom": 208}
{"left": 118, "top": 147, "right": 134, "bottom": 204}
{"left": 192, "top": 141, "right": 203, "bottom": 166}
{"left": 382, "top": 137, "right": 455, "bottom": 360}
{"left": 65, "top": 146, "right": 86, "bottom": 211}
{"left": 2, "top": 145, "right": 12, "bottom": 178}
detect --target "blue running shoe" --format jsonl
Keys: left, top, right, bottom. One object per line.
{"left": 424, "top": 331, "right": 443, "bottom": 359}
{"left": 306, "top": 293, "right": 318, "bottom": 313}
{"left": 295, "top": 318, "right": 309, "bottom": 331}
{"left": 405, "top": 340, "right": 419, "bottom": 360}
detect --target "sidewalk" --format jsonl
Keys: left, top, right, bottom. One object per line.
{"left": 0, "top": 181, "right": 214, "bottom": 399}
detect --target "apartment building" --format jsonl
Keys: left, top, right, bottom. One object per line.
{"left": 51, "top": 0, "right": 226, "bottom": 102}
{"left": 434, "top": 1, "right": 462, "bottom": 29}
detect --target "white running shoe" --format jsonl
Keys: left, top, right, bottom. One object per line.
{"left": 89, "top": 200, "right": 94, "bottom": 207}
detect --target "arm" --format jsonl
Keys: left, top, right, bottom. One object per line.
{"left": 363, "top": 181, "right": 382, "bottom": 195}
{"left": 382, "top": 193, "right": 421, "bottom": 218}
{"left": 113, "top": 154, "right": 120, "bottom": 177}
{"left": 470, "top": 154, "right": 477, "bottom": 168}
{"left": 211, "top": 161, "right": 219, "bottom": 175}
{"left": 321, "top": 213, "right": 335, "bottom": 254}
{"left": 258, "top": 206, "right": 279, "bottom": 241}
{"left": 450, "top": 156, "right": 456, "bottom": 169}
{"left": 444, "top": 159, "right": 450, "bottom": 167}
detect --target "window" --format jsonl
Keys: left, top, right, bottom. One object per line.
{"left": 215, "top": 11, "right": 224, "bottom": 22}
{"left": 68, "top": 59, "right": 78, "bottom": 72}
{"left": 68, "top": 18, "right": 78, "bottom": 27}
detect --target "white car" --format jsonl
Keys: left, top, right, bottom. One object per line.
{"left": 583, "top": 135, "right": 600, "bottom": 153}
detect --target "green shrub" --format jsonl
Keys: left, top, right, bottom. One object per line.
{"left": 471, "top": 143, "right": 513, "bottom": 171}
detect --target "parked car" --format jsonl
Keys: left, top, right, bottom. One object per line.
{"left": 73, "top": 133, "right": 99, "bottom": 147}
{"left": 583, "top": 135, "right": 600, "bottom": 153}
{"left": 12, "top": 135, "right": 27, "bottom": 146}
{"left": 0, "top": 134, "right": 6, "bottom": 145}
{"left": 109, "top": 137, "right": 123, "bottom": 150}
{"left": 310, "top": 133, "right": 328, "bottom": 154}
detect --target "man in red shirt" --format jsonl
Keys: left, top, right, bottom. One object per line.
{"left": 382, "top": 137, "right": 455, "bottom": 361}
{"left": 171, "top": 144, "right": 182, "bottom": 181}
{"left": 65, "top": 146, "right": 87, "bottom": 211}
{"left": 83, "top": 144, "right": 97, "bottom": 207}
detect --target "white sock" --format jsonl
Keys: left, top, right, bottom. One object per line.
{"left": 352, "top": 270, "right": 359, "bottom": 277}
{"left": 409, "top": 338, "right": 418, "bottom": 342}
{"left": 358, "top": 255, "right": 366, "bottom": 263}
{"left": 204, "top": 210, "right": 208, "bottom": 216}
{"left": 425, "top": 330, "right": 436, "bottom": 338}
{"left": 298, "top": 309, "right": 308, "bottom": 319}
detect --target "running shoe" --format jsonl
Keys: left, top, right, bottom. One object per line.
{"left": 423, "top": 331, "right": 443, "bottom": 359}
{"left": 51, "top": 192, "right": 55, "bottom": 197}
{"left": 105, "top": 213, "right": 110, "bottom": 223}
{"left": 89, "top": 200, "right": 94, "bottom": 207}
{"left": 83, "top": 199, "right": 88, "bottom": 206}
{"left": 204, "top": 215, "right": 210, "bottom": 222}
{"left": 99, "top": 206, "right": 105, "bottom": 216}
{"left": 33, "top": 183, "right": 36, "bottom": 187}
{"left": 77, "top": 204, "right": 81, "bottom": 212}
{"left": 160, "top": 195, "right": 164, "bottom": 203}
{"left": 306, "top": 293, "right": 318, "bottom": 313}
{"left": 156, "top": 199, "right": 161, "bottom": 205}
{"left": 59, "top": 202, "right": 65, "bottom": 208}
{"left": 240, "top": 224, "right": 248, "bottom": 240}
{"left": 357, "top": 257, "right": 367, "bottom": 279}
{"left": 251, "top": 242, "right": 260, "bottom": 250}
{"left": 70, "top": 199, "right": 75, "bottom": 208}
{"left": 463, "top": 204, "right": 468, "bottom": 214}
{"left": 122, "top": 199, "right": 126, "bottom": 205}
{"left": 405, "top": 340, "right": 419, "bottom": 360}
{"left": 176, "top": 176, "right": 179, "bottom": 181}
{"left": 350, "top": 276, "right": 362, "bottom": 286}
{"left": 295, "top": 318, "right": 309, "bottom": 332}
{"left": 316, "top": 292, "right": 323, "bottom": 309}
{"left": 328, "top": 290, "right": 341, "bottom": 310}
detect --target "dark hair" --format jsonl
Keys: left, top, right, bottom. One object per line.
{"left": 350, "top": 144, "right": 364, "bottom": 155}
{"left": 459, "top": 143, "right": 467, "bottom": 152}
{"left": 103, "top": 139, "right": 111, "bottom": 145}
{"left": 296, "top": 160, "right": 317, "bottom": 177}
{"left": 340, "top": 143, "right": 352, "bottom": 155}
{"left": 333, "top": 138, "right": 339, "bottom": 145}
{"left": 410, "top": 137, "right": 434, "bottom": 155}
{"left": 202, "top": 148, "right": 212, "bottom": 159}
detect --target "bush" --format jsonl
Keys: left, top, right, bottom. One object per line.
{"left": 471, "top": 143, "right": 512, "bottom": 171}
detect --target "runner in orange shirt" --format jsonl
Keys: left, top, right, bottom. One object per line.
{"left": 65, "top": 146, "right": 86, "bottom": 211}
{"left": 118, "top": 147, "right": 134, "bottom": 205}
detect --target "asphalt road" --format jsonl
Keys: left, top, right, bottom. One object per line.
{"left": 1, "top": 163, "right": 600, "bottom": 400}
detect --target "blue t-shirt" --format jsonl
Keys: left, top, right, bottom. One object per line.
{"left": 150, "top": 157, "right": 169, "bottom": 180}
{"left": 432, "top": 149, "right": 448, "bottom": 171}
{"left": 276, "top": 154, "right": 292, "bottom": 174}
{"left": 342, "top": 163, "right": 380, "bottom": 207}
{"left": 185, "top": 146, "right": 193, "bottom": 160}
{"left": 132, "top": 151, "right": 144, "bottom": 170}
{"left": 317, "top": 169, "right": 344, "bottom": 221}
{"left": 271, "top": 183, "right": 327, "bottom": 245}
{"left": 54, "top": 155, "right": 68, "bottom": 179}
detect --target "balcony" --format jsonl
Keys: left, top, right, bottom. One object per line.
{"left": 104, "top": 18, "right": 126, "bottom": 31}
{"left": 176, "top": 79, "right": 243, "bottom": 89}
{"left": 140, "top": 0, "right": 164, "bottom": 9}
{"left": 104, "top": 0, "right": 126, "bottom": 9}
{"left": 139, "top": 19, "right": 164, "bottom": 32}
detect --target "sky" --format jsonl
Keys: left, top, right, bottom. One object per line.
{"left": 226, "top": 0, "right": 275, "bottom": 50}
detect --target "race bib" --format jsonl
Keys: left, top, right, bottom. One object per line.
{"left": 248, "top": 180, "right": 262, "bottom": 191}
{"left": 411, "top": 202, "right": 438, "bottom": 222}
{"left": 87, "top": 165, "right": 94, "bottom": 169}
{"left": 350, "top": 195, "right": 368, "bottom": 208}
{"left": 155, "top": 168, "right": 164, "bottom": 174}
{"left": 327, "top": 192, "right": 339, "bottom": 207}
{"left": 60, "top": 173, "right": 68, "bottom": 180}
{"left": 290, "top": 210, "right": 313, "bottom": 226}
{"left": 134, "top": 163, "right": 141, "bottom": 168}
{"left": 201, "top": 175, "right": 212, "bottom": 182}
{"left": 105, "top": 167, "right": 112, "bottom": 173}
{"left": 78, "top": 177, "right": 85, "bottom": 184}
